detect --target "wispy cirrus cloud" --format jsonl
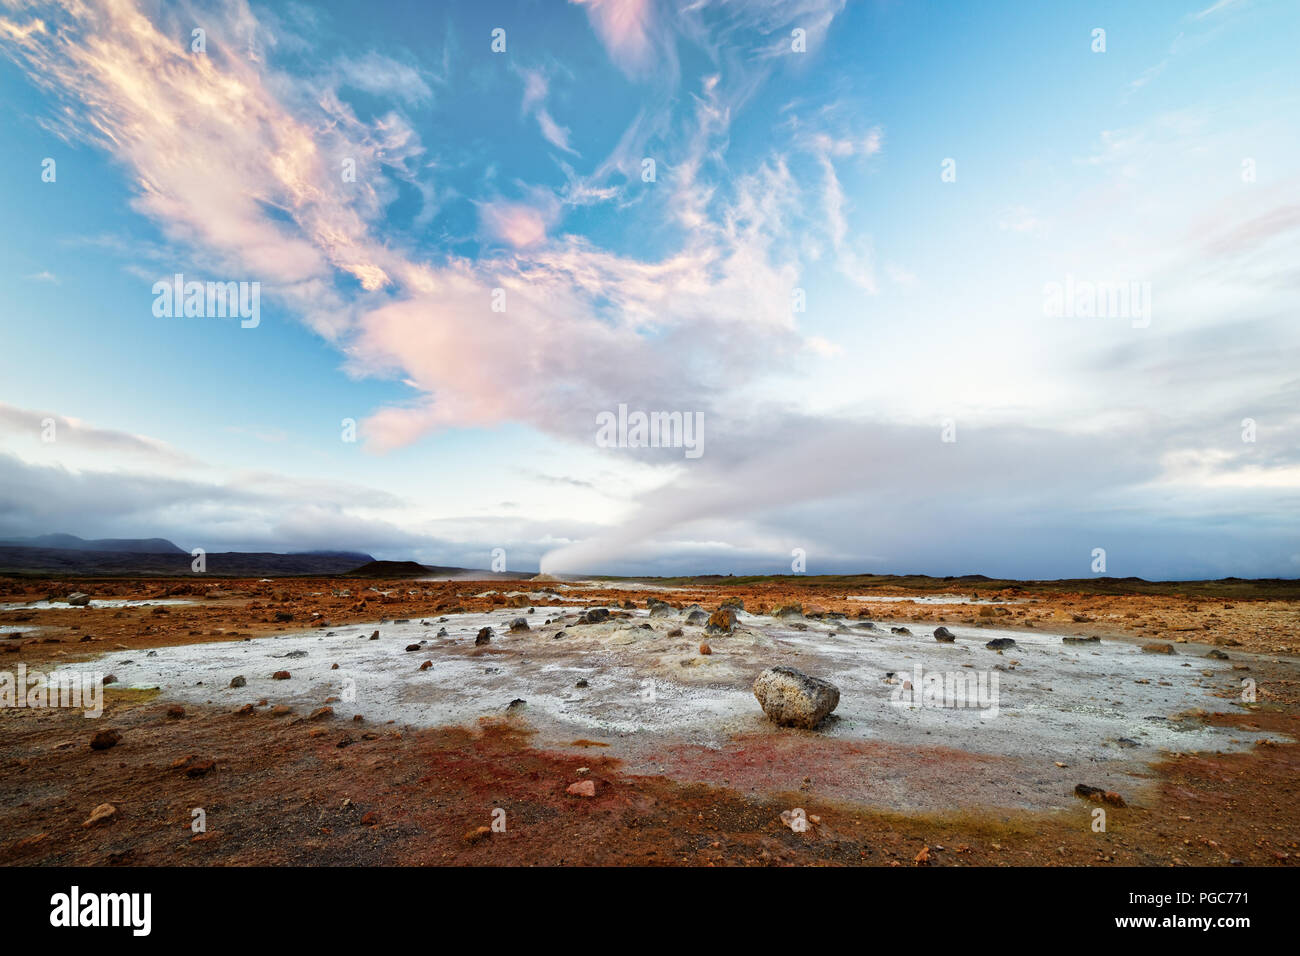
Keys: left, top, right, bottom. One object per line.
{"left": 1193, "top": 0, "right": 1247, "bottom": 20}
{"left": 518, "top": 66, "right": 578, "bottom": 155}
{"left": 0, "top": 0, "right": 860, "bottom": 455}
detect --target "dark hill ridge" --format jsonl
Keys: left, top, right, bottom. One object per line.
{"left": 0, "top": 546, "right": 377, "bottom": 577}
{"left": 0, "top": 534, "right": 187, "bottom": 554}
{"left": 292, "top": 550, "right": 374, "bottom": 562}
{"left": 344, "top": 560, "right": 431, "bottom": 578}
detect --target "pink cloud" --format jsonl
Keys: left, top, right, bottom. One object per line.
{"left": 479, "top": 202, "right": 551, "bottom": 248}
{"left": 571, "top": 0, "right": 656, "bottom": 78}
{"left": 1, "top": 0, "right": 851, "bottom": 456}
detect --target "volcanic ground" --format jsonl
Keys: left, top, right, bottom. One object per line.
{"left": 1, "top": 576, "right": 1297, "bottom": 866}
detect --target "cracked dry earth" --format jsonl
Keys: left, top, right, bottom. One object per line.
{"left": 1, "top": 576, "right": 1297, "bottom": 866}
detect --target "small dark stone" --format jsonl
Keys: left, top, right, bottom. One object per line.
{"left": 90, "top": 729, "right": 121, "bottom": 751}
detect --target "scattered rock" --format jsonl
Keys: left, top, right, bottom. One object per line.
{"left": 1074, "top": 784, "right": 1127, "bottom": 807}
{"left": 779, "top": 809, "right": 810, "bottom": 832}
{"left": 985, "top": 638, "right": 1016, "bottom": 650}
{"left": 464, "top": 825, "right": 492, "bottom": 844}
{"left": 271, "top": 670, "right": 291, "bottom": 680}
{"left": 772, "top": 604, "right": 804, "bottom": 621}
{"left": 508, "top": 617, "right": 530, "bottom": 632}
{"left": 890, "top": 626, "right": 912, "bottom": 635}
{"left": 82, "top": 803, "right": 117, "bottom": 827}
{"left": 575, "top": 678, "right": 589, "bottom": 688}
{"left": 580, "top": 607, "right": 610, "bottom": 625}
{"left": 419, "top": 660, "right": 432, "bottom": 671}
{"left": 405, "top": 643, "right": 421, "bottom": 651}
{"left": 229, "top": 675, "right": 247, "bottom": 689}
{"left": 89, "top": 729, "right": 121, "bottom": 751}
{"left": 67, "top": 593, "right": 91, "bottom": 607}
{"left": 566, "top": 780, "right": 596, "bottom": 797}
{"left": 667, "top": 627, "right": 684, "bottom": 637}
{"left": 705, "top": 607, "right": 736, "bottom": 634}
{"left": 1207, "top": 649, "right": 1229, "bottom": 660}
{"left": 308, "top": 706, "right": 334, "bottom": 721}
{"left": 699, "top": 642, "right": 712, "bottom": 655}
{"left": 934, "top": 626, "right": 956, "bottom": 642}
{"left": 475, "top": 627, "right": 494, "bottom": 646}
{"left": 165, "top": 705, "right": 184, "bottom": 719}
{"left": 1142, "top": 642, "right": 1175, "bottom": 655}
{"left": 753, "top": 666, "right": 840, "bottom": 730}
{"left": 1063, "top": 636, "right": 1101, "bottom": 644}
{"left": 684, "top": 610, "right": 709, "bottom": 626}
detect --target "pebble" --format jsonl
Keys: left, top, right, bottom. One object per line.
{"left": 89, "top": 729, "right": 121, "bottom": 751}
{"left": 82, "top": 803, "right": 117, "bottom": 827}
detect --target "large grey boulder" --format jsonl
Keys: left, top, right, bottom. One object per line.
{"left": 648, "top": 599, "right": 673, "bottom": 618}
{"left": 67, "top": 592, "right": 91, "bottom": 607}
{"left": 753, "top": 666, "right": 840, "bottom": 729}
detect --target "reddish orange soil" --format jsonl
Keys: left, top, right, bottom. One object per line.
{"left": 1, "top": 576, "right": 1297, "bottom": 866}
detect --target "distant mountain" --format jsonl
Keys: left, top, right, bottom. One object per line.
{"left": 291, "top": 550, "right": 375, "bottom": 563}
{"left": 344, "top": 560, "right": 431, "bottom": 578}
{"left": 0, "top": 534, "right": 186, "bottom": 554}
{"left": 0, "top": 546, "right": 386, "bottom": 577}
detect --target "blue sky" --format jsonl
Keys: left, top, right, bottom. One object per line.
{"left": 0, "top": 0, "right": 1297, "bottom": 579}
